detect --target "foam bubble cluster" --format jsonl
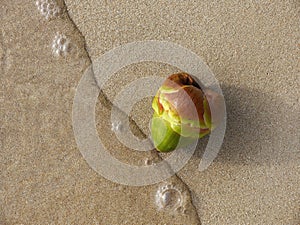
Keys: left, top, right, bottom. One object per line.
{"left": 52, "top": 33, "right": 70, "bottom": 57}
{"left": 155, "top": 183, "right": 186, "bottom": 212}
{"left": 36, "top": 0, "right": 61, "bottom": 20}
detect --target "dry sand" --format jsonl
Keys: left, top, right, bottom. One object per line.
{"left": 1, "top": 0, "right": 300, "bottom": 224}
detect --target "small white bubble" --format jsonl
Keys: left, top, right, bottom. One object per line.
{"left": 55, "top": 49, "right": 60, "bottom": 56}
{"left": 41, "top": 2, "right": 47, "bottom": 8}
{"left": 52, "top": 43, "right": 58, "bottom": 49}
{"left": 144, "top": 158, "right": 152, "bottom": 166}
{"left": 53, "top": 11, "right": 59, "bottom": 16}
{"left": 155, "top": 183, "right": 186, "bottom": 212}
{"left": 48, "top": 3, "right": 55, "bottom": 10}
{"left": 61, "top": 44, "right": 68, "bottom": 52}
{"left": 111, "top": 121, "right": 123, "bottom": 132}
{"left": 59, "top": 38, "right": 66, "bottom": 45}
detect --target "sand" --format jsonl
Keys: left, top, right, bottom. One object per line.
{"left": 1, "top": 0, "right": 299, "bottom": 224}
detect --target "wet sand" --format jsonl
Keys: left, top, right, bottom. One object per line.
{"left": 1, "top": 0, "right": 299, "bottom": 224}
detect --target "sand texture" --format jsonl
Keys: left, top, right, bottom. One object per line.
{"left": 1, "top": 0, "right": 300, "bottom": 224}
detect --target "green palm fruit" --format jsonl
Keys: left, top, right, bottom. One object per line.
{"left": 151, "top": 72, "right": 223, "bottom": 152}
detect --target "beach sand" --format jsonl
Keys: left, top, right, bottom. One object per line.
{"left": 1, "top": 0, "right": 299, "bottom": 224}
